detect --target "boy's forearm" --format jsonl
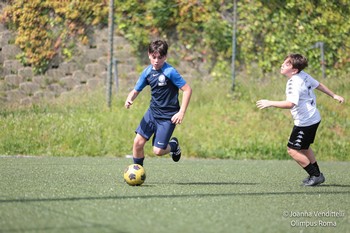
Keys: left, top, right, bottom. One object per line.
{"left": 127, "top": 89, "right": 139, "bottom": 101}
{"left": 317, "top": 83, "right": 345, "bottom": 103}
{"left": 316, "top": 83, "right": 335, "bottom": 98}
{"left": 269, "top": 100, "right": 294, "bottom": 109}
{"left": 179, "top": 85, "right": 192, "bottom": 114}
{"left": 256, "top": 99, "right": 294, "bottom": 109}
{"left": 125, "top": 89, "right": 139, "bottom": 108}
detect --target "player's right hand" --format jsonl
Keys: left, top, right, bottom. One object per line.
{"left": 256, "top": 99, "right": 270, "bottom": 109}
{"left": 125, "top": 100, "right": 133, "bottom": 109}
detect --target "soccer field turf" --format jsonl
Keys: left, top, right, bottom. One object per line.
{"left": 0, "top": 156, "right": 349, "bottom": 233}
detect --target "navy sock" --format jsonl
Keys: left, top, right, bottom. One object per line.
{"left": 304, "top": 163, "right": 320, "bottom": 177}
{"left": 312, "top": 162, "right": 320, "bottom": 173}
{"left": 133, "top": 157, "right": 144, "bottom": 166}
{"left": 169, "top": 141, "right": 177, "bottom": 152}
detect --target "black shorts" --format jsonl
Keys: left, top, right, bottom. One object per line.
{"left": 287, "top": 122, "right": 320, "bottom": 150}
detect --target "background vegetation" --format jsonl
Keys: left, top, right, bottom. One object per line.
{"left": 2, "top": 0, "right": 350, "bottom": 76}
{"left": 1, "top": 73, "right": 348, "bottom": 160}
{"left": 1, "top": 0, "right": 108, "bottom": 73}
{"left": 0, "top": 1, "right": 348, "bottom": 160}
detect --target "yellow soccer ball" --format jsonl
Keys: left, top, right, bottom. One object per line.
{"left": 123, "top": 164, "right": 146, "bottom": 186}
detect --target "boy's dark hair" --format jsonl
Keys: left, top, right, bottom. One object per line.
{"left": 286, "top": 53, "right": 308, "bottom": 73}
{"left": 148, "top": 40, "right": 168, "bottom": 57}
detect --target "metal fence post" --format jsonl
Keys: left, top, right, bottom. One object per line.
{"left": 231, "top": 0, "right": 237, "bottom": 91}
{"left": 113, "top": 58, "right": 118, "bottom": 93}
{"left": 107, "top": 0, "right": 114, "bottom": 108}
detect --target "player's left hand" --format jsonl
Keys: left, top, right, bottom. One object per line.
{"left": 333, "top": 95, "right": 345, "bottom": 104}
{"left": 171, "top": 112, "right": 185, "bottom": 125}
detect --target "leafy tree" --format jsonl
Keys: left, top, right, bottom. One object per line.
{"left": 237, "top": 0, "right": 350, "bottom": 76}
{"left": 2, "top": 0, "right": 108, "bottom": 73}
{"left": 2, "top": 0, "right": 349, "bottom": 77}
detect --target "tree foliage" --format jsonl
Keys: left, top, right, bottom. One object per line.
{"left": 115, "top": 0, "right": 350, "bottom": 77}
{"left": 2, "top": 0, "right": 349, "bottom": 76}
{"left": 1, "top": 0, "right": 108, "bottom": 73}
{"left": 237, "top": 0, "right": 350, "bottom": 75}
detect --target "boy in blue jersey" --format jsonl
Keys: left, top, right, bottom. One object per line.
{"left": 125, "top": 40, "right": 192, "bottom": 166}
{"left": 256, "top": 54, "right": 344, "bottom": 186}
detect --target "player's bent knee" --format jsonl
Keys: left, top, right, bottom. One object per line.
{"left": 287, "top": 147, "right": 297, "bottom": 157}
{"left": 153, "top": 147, "right": 164, "bottom": 156}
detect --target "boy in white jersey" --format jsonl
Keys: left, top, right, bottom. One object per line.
{"left": 256, "top": 54, "right": 344, "bottom": 186}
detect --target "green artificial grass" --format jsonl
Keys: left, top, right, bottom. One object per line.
{"left": 0, "top": 156, "right": 349, "bottom": 233}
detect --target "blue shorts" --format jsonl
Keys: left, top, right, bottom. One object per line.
{"left": 287, "top": 122, "right": 320, "bottom": 150}
{"left": 135, "top": 109, "right": 176, "bottom": 149}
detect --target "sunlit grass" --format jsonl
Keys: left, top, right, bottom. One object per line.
{"left": 0, "top": 73, "right": 348, "bottom": 160}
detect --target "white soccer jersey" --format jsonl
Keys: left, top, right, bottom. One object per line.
{"left": 286, "top": 71, "right": 321, "bottom": 126}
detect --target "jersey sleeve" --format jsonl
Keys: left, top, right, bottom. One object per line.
{"left": 162, "top": 63, "right": 186, "bottom": 88}
{"left": 308, "top": 75, "right": 320, "bottom": 90}
{"left": 286, "top": 77, "right": 300, "bottom": 105}
{"left": 134, "top": 65, "right": 152, "bottom": 91}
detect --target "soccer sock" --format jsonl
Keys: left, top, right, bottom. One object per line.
{"left": 304, "top": 163, "right": 320, "bottom": 177}
{"left": 312, "top": 162, "right": 320, "bottom": 173}
{"left": 169, "top": 141, "right": 177, "bottom": 152}
{"left": 133, "top": 157, "right": 144, "bottom": 166}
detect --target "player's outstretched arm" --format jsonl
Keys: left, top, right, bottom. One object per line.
{"left": 256, "top": 99, "right": 295, "bottom": 109}
{"left": 125, "top": 89, "right": 140, "bottom": 109}
{"left": 316, "top": 83, "right": 345, "bottom": 103}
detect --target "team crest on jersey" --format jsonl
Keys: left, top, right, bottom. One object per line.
{"left": 158, "top": 74, "right": 167, "bottom": 86}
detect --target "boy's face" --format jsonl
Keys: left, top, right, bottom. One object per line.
{"left": 148, "top": 52, "right": 167, "bottom": 70}
{"left": 280, "top": 58, "right": 298, "bottom": 78}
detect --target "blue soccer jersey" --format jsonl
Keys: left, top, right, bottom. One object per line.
{"left": 134, "top": 62, "right": 186, "bottom": 119}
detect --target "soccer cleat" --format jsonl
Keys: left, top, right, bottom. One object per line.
{"left": 302, "top": 176, "right": 310, "bottom": 184}
{"left": 303, "top": 173, "right": 325, "bottom": 186}
{"left": 169, "top": 137, "right": 181, "bottom": 162}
